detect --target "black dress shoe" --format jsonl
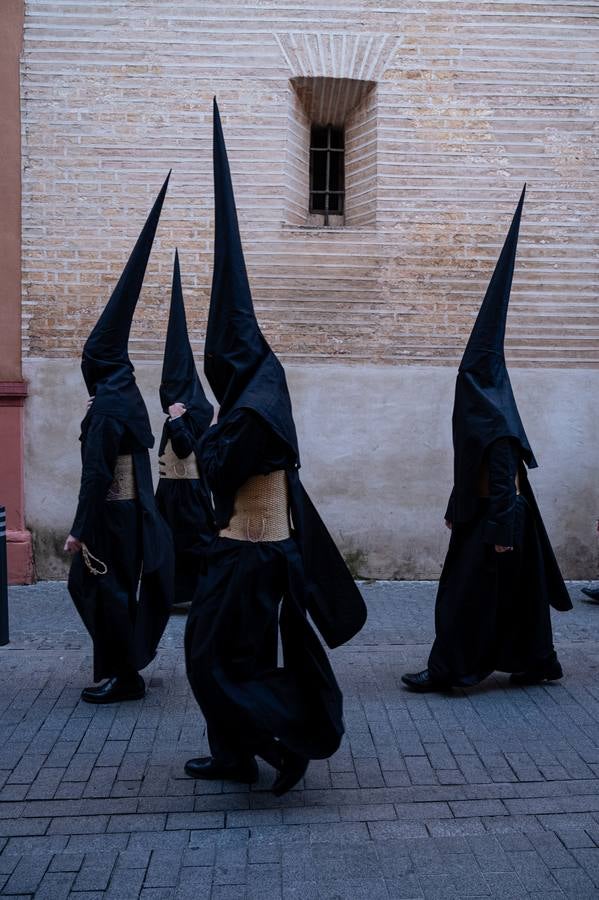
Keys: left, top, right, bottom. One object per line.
{"left": 271, "top": 749, "right": 309, "bottom": 797}
{"left": 401, "top": 669, "right": 452, "bottom": 693}
{"left": 184, "top": 756, "right": 259, "bottom": 784}
{"left": 81, "top": 674, "right": 145, "bottom": 705}
{"left": 582, "top": 586, "right": 599, "bottom": 602}
{"left": 510, "top": 658, "right": 563, "bottom": 685}
{"left": 170, "top": 601, "right": 192, "bottom": 614}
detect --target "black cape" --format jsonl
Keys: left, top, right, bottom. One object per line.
{"left": 448, "top": 185, "right": 570, "bottom": 613}
{"left": 156, "top": 250, "right": 215, "bottom": 603}
{"left": 452, "top": 186, "right": 536, "bottom": 524}
{"left": 186, "top": 410, "right": 345, "bottom": 761}
{"left": 429, "top": 189, "right": 571, "bottom": 685}
{"left": 430, "top": 439, "right": 569, "bottom": 686}
{"left": 69, "top": 175, "right": 174, "bottom": 679}
{"left": 205, "top": 98, "right": 366, "bottom": 649}
{"left": 69, "top": 417, "right": 174, "bottom": 680}
{"left": 184, "top": 100, "right": 365, "bottom": 765}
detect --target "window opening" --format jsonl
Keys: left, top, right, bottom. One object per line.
{"left": 309, "top": 124, "right": 345, "bottom": 224}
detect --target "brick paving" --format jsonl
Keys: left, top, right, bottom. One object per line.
{"left": 1, "top": 580, "right": 599, "bottom": 899}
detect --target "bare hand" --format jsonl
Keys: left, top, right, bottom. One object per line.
{"left": 444, "top": 519, "right": 452, "bottom": 530}
{"left": 169, "top": 402, "right": 186, "bottom": 419}
{"left": 64, "top": 535, "right": 82, "bottom": 554}
{"left": 495, "top": 545, "right": 513, "bottom": 553}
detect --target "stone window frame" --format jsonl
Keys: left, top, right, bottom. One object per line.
{"left": 285, "top": 76, "right": 377, "bottom": 229}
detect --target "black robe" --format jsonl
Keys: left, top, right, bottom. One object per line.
{"left": 428, "top": 437, "right": 571, "bottom": 686}
{"left": 155, "top": 415, "right": 215, "bottom": 604}
{"left": 184, "top": 409, "right": 345, "bottom": 764}
{"left": 68, "top": 414, "right": 174, "bottom": 681}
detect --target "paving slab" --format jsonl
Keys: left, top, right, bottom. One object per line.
{"left": 1, "top": 580, "right": 598, "bottom": 898}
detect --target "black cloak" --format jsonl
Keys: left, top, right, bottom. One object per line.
{"left": 184, "top": 100, "right": 365, "bottom": 765}
{"left": 206, "top": 98, "right": 366, "bottom": 649}
{"left": 446, "top": 185, "right": 570, "bottom": 614}
{"left": 451, "top": 185, "right": 536, "bottom": 525}
{"left": 159, "top": 249, "right": 214, "bottom": 434}
{"left": 428, "top": 187, "right": 571, "bottom": 687}
{"left": 155, "top": 250, "right": 215, "bottom": 603}
{"left": 69, "top": 174, "right": 175, "bottom": 680}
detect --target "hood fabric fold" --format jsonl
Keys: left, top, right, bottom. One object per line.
{"left": 205, "top": 98, "right": 299, "bottom": 461}
{"left": 452, "top": 185, "right": 536, "bottom": 522}
{"left": 80, "top": 173, "right": 171, "bottom": 447}
{"left": 159, "top": 249, "right": 213, "bottom": 433}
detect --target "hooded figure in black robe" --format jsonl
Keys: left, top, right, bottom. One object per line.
{"left": 402, "top": 186, "right": 572, "bottom": 693}
{"left": 184, "top": 100, "right": 367, "bottom": 794}
{"left": 65, "top": 174, "right": 175, "bottom": 704}
{"left": 156, "top": 250, "right": 215, "bottom": 608}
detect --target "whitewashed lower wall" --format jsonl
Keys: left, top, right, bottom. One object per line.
{"left": 23, "top": 359, "right": 599, "bottom": 581}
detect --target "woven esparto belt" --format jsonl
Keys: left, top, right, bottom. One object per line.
{"left": 220, "top": 470, "right": 291, "bottom": 542}
{"left": 106, "top": 454, "right": 136, "bottom": 501}
{"left": 158, "top": 439, "right": 200, "bottom": 480}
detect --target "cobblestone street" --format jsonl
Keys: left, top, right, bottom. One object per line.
{"left": 2, "top": 581, "right": 599, "bottom": 898}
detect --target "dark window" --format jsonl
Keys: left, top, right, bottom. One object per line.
{"left": 310, "top": 124, "right": 344, "bottom": 222}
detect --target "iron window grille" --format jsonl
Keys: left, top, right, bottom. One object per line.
{"left": 309, "top": 124, "right": 345, "bottom": 223}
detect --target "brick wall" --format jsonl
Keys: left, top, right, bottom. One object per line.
{"left": 21, "top": 1, "right": 599, "bottom": 369}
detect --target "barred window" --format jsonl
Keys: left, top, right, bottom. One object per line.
{"left": 309, "top": 124, "right": 345, "bottom": 223}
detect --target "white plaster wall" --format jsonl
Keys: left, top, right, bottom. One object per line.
{"left": 23, "top": 359, "right": 599, "bottom": 581}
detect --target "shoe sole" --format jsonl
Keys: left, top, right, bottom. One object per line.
{"left": 401, "top": 679, "right": 452, "bottom": 694}
{"left": 184, "top": 765, "right": 258, "bottom": 784}
{"left": 81, "top": 690, "right": 145, "bottom": 705}
{"left": 510, "top": 672, "right": 563, "bottom": 686}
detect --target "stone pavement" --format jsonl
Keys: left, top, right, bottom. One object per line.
{"left": 2, "top": 581, "right": 599, "bottom": 899}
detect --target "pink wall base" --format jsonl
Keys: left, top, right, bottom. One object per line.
{"left": 7, "top": 530, "right": 33, "bottom": 585}
{"left": 0, "top": 383, "right": 34, "bottom": 584}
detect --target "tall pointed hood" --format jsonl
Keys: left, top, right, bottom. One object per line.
{"left": 159, "top": 249, "right": 213, "bottom": 432}
{"left": 205, "top": 99, "right": 298, "bottom": 459}
{"left": 452, "top": 186, "right": 536, "bottom": 523}
{"left": 81, "top": 172, "right": 170, "bottom": 447}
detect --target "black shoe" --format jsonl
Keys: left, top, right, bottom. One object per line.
{"left": 184, "top": 756, "right": 259, "bottom": 784}
{"left": 582, "top": 587, "right": 599, "bottom": 602}
{"left": 81, "top": 674, "right": 145, "bottom": 705}
{"left": 401, "top": 669, "right": 452, "bottom": 693}
{"left": 510, "top": 659, "right": 563, "bottom": 685}
{"left": 271, "top": 749, "right": 309, "bottom": 797}
{"left": 170, "top": 601, "right": 192, "bottom": 614}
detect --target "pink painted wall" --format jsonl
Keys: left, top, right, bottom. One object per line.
{"left": 0, "top": 0, "right": 33, "bottom": 583}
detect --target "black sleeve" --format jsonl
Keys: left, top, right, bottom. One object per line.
{"left": 166, "top": 415, "right": 195, "bottom": 459}
{"left": 70, "top": 415, "right": 125, "bottom": 542}
{"left": 199, "top": 410, "right": 271, "bottom": 498}
{"left": 445, "top": 488, "right": 456, "bottom": 523}
{"left": 483, "top": 438, "right": 519, "bottom": 547}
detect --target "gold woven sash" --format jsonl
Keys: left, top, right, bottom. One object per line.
{"left": 106, "top": 454, "right": 136, "bottom": 501}
{"left": 158, "top": 439, "right": 199, "bottom": 480}
{"left": 219, "top": 470, "right": 291, "bottom": 542}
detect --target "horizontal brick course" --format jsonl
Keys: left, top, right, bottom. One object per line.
{"left": 20, "top": 1, "right": 599, "bottom": 368}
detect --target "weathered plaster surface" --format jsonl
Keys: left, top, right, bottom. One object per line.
{"left": 24, "top": 359, "right": 599, "bottom": 581}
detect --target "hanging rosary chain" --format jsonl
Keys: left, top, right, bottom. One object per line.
{"left": 81, "top": 543, "right": 108, "bottom": 576}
